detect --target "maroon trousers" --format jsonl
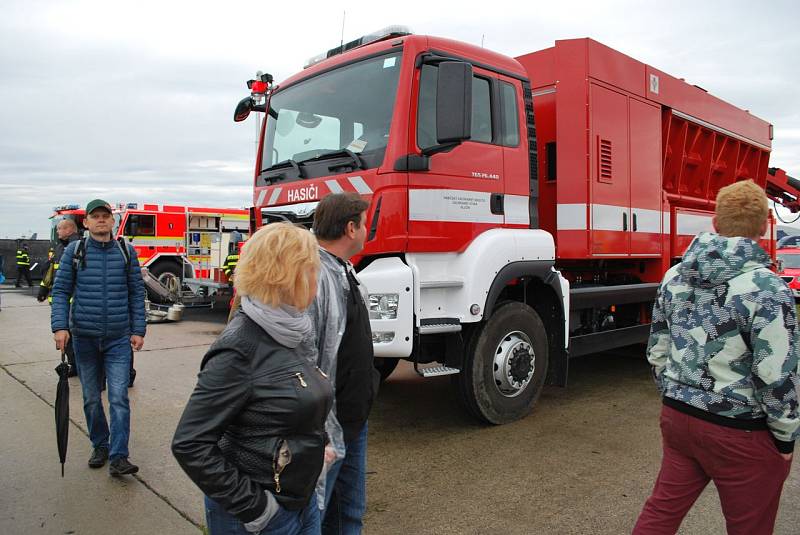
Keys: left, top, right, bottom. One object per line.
{"left": 633, "top": 405, "right": 792, "bottom": 535}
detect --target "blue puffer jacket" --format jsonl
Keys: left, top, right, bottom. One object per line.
{"left": 51, "top": 237, "right": 146, "bottom": 338}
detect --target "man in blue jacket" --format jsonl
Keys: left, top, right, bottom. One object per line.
{"left": 51, "top": 199, "right": 146, "bottom": 476}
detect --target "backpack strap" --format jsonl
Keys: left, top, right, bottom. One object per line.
{"left": 115, "top": 237, "right": 131, "bottom": 273}
{"left": 71, "top": 237, "right": 88, "bottom": 293}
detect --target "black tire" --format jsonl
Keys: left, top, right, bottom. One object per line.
{"left": 147, "top": 261, "right": 181, "bottom": 304}
{"left": 374, "top": 357, "right": 400, "bottom": 382}
{"left": 456, "top": 302, "right": 549, "bottom": 424}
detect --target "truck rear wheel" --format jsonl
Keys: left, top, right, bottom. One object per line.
{"left": 147, "top": 261, "right": 181, "bottom": 304}
{"left": 456, "top": 302, "right": 549, "bottom": 424}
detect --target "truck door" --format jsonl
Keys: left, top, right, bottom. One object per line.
{"left": 498, "top": 77, "right": 532, "bottom": 229}
{"left": 590, "top": 84, "right": 630, "bottom": 256}
{"left": 409, "top": 63, "right": 505, "bottom": 253}
{"left": 628, "top": 99, "right": 662, "bottom": 256}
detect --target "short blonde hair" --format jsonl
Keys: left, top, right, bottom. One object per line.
{"left": 234, "top": 223, "right": 320, "bottom": 309}
{"left": 715, "top": 180, "right": 768, "bottom": 239}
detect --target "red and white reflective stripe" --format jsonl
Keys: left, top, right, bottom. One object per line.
{"left": 267, "top": 187, "right": 283, "bottom": 206}
{"left": 325, "top": 180, "right": 344, "bottom": 194}
{"left": 557, "top": 204, "right": 711, "bottom": 236}
{"left": 348, "top": 176, "right": 373, "bottom": 195}
{"left": 676, "top": 212, "right": 714, "bottom": 236}
{"left": 255, "top": 175, "right": 374, "bottom": 207}
{"left": 409, "top": 189, "right": 529, "bottom": 225}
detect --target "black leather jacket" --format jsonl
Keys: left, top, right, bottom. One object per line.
{"left": 171, "top": 311, "right": 333, "bottom": 523}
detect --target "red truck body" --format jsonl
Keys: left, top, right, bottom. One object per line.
{"left": 238, "top": 31, "right": 800, "bottom": 423}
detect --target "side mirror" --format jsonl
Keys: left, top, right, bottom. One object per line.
{"left": 234, "top": 97, "right": 254, "bottom": 122}
{"left": 436, "top": 61, "right": 472, "bottom": 144}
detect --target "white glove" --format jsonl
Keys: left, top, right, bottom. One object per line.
{"left": 243, "top": 491, "right": 280, "bottom": 533}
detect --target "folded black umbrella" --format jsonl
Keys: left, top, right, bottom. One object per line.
{"left": 54, "top": 350, "right": 70, "bottom": 477}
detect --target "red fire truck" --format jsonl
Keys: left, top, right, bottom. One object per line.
{"left": 234, "top": 28, "right": 800, "bottom": 423}
{"left": 51, "top": 203, "right": 249, "bottom": 303}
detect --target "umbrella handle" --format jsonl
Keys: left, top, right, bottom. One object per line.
{"left": 61, "top": 350, "right": 66, "bottom": 364}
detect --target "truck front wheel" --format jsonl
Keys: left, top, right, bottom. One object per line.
{"left": 456, "top": 302, "right": 549, "bottom": 424}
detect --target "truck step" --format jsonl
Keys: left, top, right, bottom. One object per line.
{"left": 418, "top": 323, "right": 462, "bottom": 335}
{"left": 415, "top": 365, "right": 461, "bottom": 378}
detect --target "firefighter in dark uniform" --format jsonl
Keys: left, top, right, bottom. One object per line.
{"left": 39, "top": 219, "right": 81, "bottom": 375}
{"left": 222, "top": 244, "right": 239, "bottom": 284}
{"left": 15, "top": 243, "right": 33, "bottom": 287}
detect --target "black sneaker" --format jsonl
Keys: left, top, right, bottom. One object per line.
{"left": 88, "top": 446, "right": 109, "bottom": 468}
{"left": 109, "top": 457, "right": 139, "bottom": 476}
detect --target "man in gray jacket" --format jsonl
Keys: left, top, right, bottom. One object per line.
{"left": 309, "top": 192, "right": 378, "bottom": 535}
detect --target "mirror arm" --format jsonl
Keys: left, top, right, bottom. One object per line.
{"left": 422, "top": 142, "right": 459, "bottom": 157}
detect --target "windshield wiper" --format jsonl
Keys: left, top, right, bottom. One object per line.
{"left": 258, "top": 159, "right": 304, "bottom": 184}
{"left": 298, "top": 148, "right": 365, "bottom": 171}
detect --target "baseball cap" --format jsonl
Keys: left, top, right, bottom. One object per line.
{"left": 86, "top": 199, "right": 112, "bottom": 214}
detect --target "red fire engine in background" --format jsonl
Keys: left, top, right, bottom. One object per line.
{"left": 51, "top": 203, "right": 249, "bottom": 304}
{"left": 234, "top": 27, "right": 800, "bottom": 423}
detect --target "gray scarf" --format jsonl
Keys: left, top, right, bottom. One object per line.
{"left": 241, "top": 296, "right": 312, "bottom": 348}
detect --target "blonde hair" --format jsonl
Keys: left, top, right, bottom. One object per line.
{"left": 234, "top": 223, "right": 320, "bottom": 309}
{"left": 715, "top": 180, "right": 768, "bottom": 239}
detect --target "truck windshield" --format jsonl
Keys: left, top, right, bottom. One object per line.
{"left": 260, "top": 52, "right": 402, "bottom": 182}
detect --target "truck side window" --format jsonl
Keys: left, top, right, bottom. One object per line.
{"left": 471, "top": 77, "right": 492, "bottom": 143}
{"left": 417, "top": 64, "right": 493, "bottom": 149}
{"left": 499, "top": 81, "right": 519, "bottom": 146}
{"left": 124, "top": 214, "right": 156, "bottom": 236}
{"left": 417, "top": 65, "right": 438, "bottom": 149}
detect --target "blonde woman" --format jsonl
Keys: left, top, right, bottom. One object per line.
{"left": 173, "top": 223, "right": 332, "bottom": 535}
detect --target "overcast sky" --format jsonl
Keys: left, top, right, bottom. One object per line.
{"left": 2, "top": 0, "right": 799, "bottom": 239}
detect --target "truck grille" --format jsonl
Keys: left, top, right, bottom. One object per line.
{"left": 260, "top": 209, "right": 314, "bottom": 230}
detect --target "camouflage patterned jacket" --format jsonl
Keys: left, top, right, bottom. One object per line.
{"left": 648, "top": 232, "right": 800, "bottom": 453}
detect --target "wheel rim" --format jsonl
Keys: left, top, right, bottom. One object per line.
{"left": 158, "top": 272, "right": 180, "bottom": 296}
{"left": 492, "top": 330, "right": 535, "bottom": 398}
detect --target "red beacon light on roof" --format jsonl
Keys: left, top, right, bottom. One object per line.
{"left": 234, "top": 71, "right": 273, "bottom": 122}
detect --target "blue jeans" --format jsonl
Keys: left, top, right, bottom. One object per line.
{"left": 204, "top": 494, "right": 320, "bottom": 535}
{"left": 72, "top": 335, "right": 132, "bottom": 460}
{"left": 322, "top": 422, "right": 368, "bottom": 535}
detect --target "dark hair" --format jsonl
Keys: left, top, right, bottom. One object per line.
{"left": 313, "top": 192, "right": 369, "bottom": 241}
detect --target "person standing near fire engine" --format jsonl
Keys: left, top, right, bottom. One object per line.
{"left": 51, "top": 199, "right": 146, "bottom": 476}
{"left": 309, "top": 192, "right": 379, "bottom": 535}
{"left": 633, "top": 180, "right": 800, "bottom": 534}
{"left": 15, "top": 243, "right": 32, "bottom": 287}
{"left": 39, "top": 218, "right": 81, "bottom": 375}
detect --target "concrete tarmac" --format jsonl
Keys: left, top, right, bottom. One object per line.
{"left": 1, "top": 285, "right": 798, "bottom": 534}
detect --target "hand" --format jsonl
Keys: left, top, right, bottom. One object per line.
{"left": 781, "top": 452, "right": 793, "bottom": 462}
{"left": 130, "top": 335, "right": 144, "bottom": 351}
{"left": 37, "top": 286, "right": 49, "bottom": 302}
{"left": 324, "top": 444, "right": 336, "bottom": 465}
{"left": 54, "top": 330, "right": 70, "bottom": 351}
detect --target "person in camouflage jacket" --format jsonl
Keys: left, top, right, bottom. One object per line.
{"left": 634, "top": 180, "right": 799, "bottom": 535}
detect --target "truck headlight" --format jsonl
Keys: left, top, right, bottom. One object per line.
{"left": 368, "top": 293, "right": 399, "bottom": 320}
{"left": 372, "top": 331, "right": 396, "bottom": 344}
